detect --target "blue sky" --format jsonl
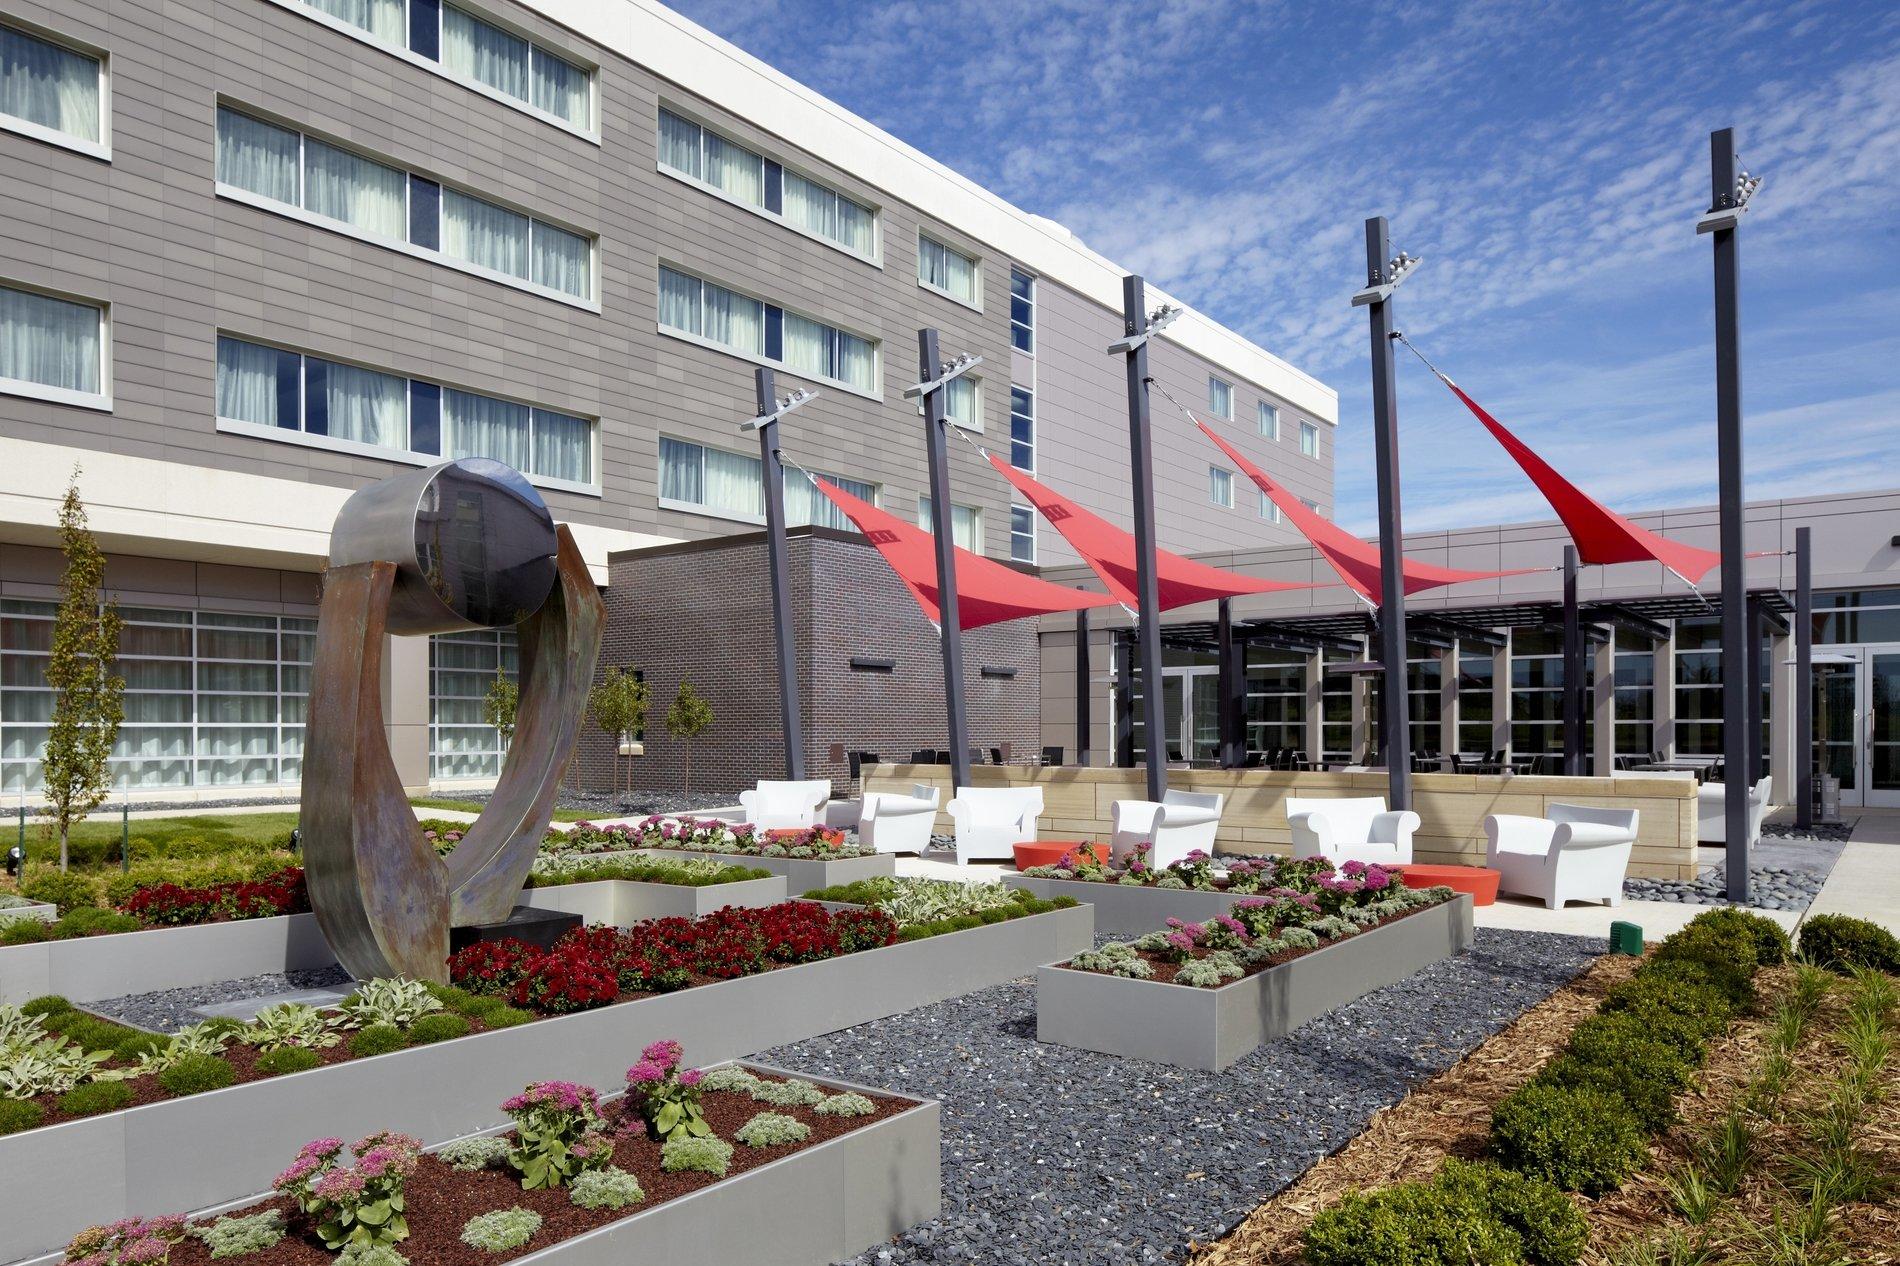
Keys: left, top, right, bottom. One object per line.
{"left": 670, "top": 0, "right": 1900, "bottom": 534}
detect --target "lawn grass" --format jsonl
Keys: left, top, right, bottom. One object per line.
{"left": 11, "top": 811, "right": 302, "bottom": 872}
{"left": 409, "top": 795, "right": 592, "bottom": 821}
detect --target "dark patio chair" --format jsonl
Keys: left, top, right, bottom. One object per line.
{"left": 1041, "top": 745, "right": 1063, "bottom": 766}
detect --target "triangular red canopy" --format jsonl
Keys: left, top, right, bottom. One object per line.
{"left": 984, "top": 453, "right": 1317, "bottom": 612}
{"left": 1197, "top": 421, "right": 1533, "bottom": 602}
{"left": 814, "top": 479, "right": 1117, "bottom": 631}
{"left": 1425, "top": 370, "right": 1723, "bottom": 585}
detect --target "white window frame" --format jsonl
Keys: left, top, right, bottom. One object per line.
{"left": 1258, "top": 489, "right": 1281, "bottom": 523}
{"left": 1009, "top": 504, "right": 1036, "bottom": 564}
{"left": 260, "top": 0, "right": 600, "bottom": 142}
{"left": 1007, "top": 385, "right": 1035, "bottom": 474}
{"left": 1299, "top": 419, "right": 1320, "bottom": 458}
{"left": 1209, "top": 466, "right": 1234, "bottom": 509}
{"left": 1301, "top": 496, "right": 1322, "bottom": 515}
{"left": 916, "top": 230, "right": 982, "bottom": 311}
{"left": 655, "top": 261, "right": 882, "bottom": 400}
{"left": 943, "top": 374, "right": 983, "bottom": 433}
{"left": 214, "top": 102, "right": 600, "bottom": 312}
{"left": 0, "top": 278, "right": 111, "bottom": 411}
{"left": 1258, "top": 400, "right": 1279, "bottom": 440}
{"left": 918, "top": 496, "right": 982, "bottom": 554}
{"left": 212, "top": 331, "right": 599, "bottom": 496}
{"left": 1009, "top": 268, "right": 1035, "bottom": 354}
{"left": 655, "top": 434, "right": 877, "bottom": 527}
{"left": 0, "top": 17, "right": 110, "bottom": 161}
{"left": 1207, "top": 375, "right": 1233, "bottom": 420}
{"left": 654, "top": 102, "right": 881, "bottom": 266}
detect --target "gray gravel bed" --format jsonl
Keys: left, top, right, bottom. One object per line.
{"left": 85, "top": 966, "right": 351, "bottom": 1032}
{"left": 755, "top": 928, "right": 1599, "bottom": 1266}
{"left": 1761, "top": 820, "right": 1853, "bottom": 842}
{"left": 1623, "top": 864, "right": 1824, "bottom": 912}
{"left": 454, "top": 789, "right": 739, "bottom": 818}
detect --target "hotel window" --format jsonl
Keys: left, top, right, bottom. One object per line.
{"left": 216, "top": 335, "right": 592, "bottom": 484}
{"left": 1408, "top": 641, "right": 1442, "bottom": 759}
{"left": 1009, "top": 387, "right": 1034, "bottom": 472}
{"left": 1258, "top": 401, "right": 1279, "bottom": 440}
{"left": 215, "top": 106, "right": 594, "bottom": 302}
{"left": 917, "top": 233, "right": 979, "bottom": 306}
{"left": 1301, "top": 497, "right": 1321, "bottom": 515}
{"left": 1209, "top": 466, "right": 1234, "bottom": 508}
{"left": 658, "top": 265, "right": 876, "bottom": 393}
{"left": 1614, "top": 628, "right": 1656, "bottom": 757}
{"left": 657, "top": 436, "right": 871, "bottom": 529}
{"left": 1009, "top": 506, "right": 1035, "bottom": 564}
{"left": 1321, "top": 645, "right": 1357, "bottom": 764}
{"left": 1299, "top": 419, "right": 1319, "bottom": 457}
{"left": 430, "top": 627, "right": 516, "bottom": 780}
{"left": 1245, "top": 647, "right": 1306, "bottom": 755}
{"left": 0, "top": 282, "right": 105, "bottom": 405}
{"left": 918, "top": 497, "right": 981, "bottom": 553}
{"left": 0, "top": 20, "right": 104, "bottom": 154}
{"left": 1009, "top": 269, "right": 1035, "bottom": 352}
{"left": 1672, "top": 616, "right": 1768, "bottom": 763}
{"left": 1510, "top": 627, "right": 1584, "bottom": 762}
{"left": 1457, "top": 644, "right": 1494, "bottom": 756}
{"left": 1207, "top": 376, "right": 1233, "bottom": 420}
{"left": 943, "top": 375, "right": 979, "bottom": 430}
{"left": 657, "top": 109, "right": 876, "bottom": 258}
{"left": 1257, "top": 490, "right": 1281, "bottom": 523}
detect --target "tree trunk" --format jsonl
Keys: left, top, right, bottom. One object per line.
{"left": 683, "top": 743, "right": 691, "bottom": 798}
{"left": 59, "top": 822, "right": 69, "bottom": 873}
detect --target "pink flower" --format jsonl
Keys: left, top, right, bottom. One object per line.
{"left": 679, "top": 1067, "right": 702, "bottom": 1088}
{"left": 641, "top": 1038, "right": 684, "bottom": 1069}
{"left": 120, "top": 1239, "right": 168, "bottom": 1265}
{"left": 311, "top": 1169, "right": 366, "bottom": 1200}
{"left": 625, "top": 1060, "right": 665, "bottom": 1085}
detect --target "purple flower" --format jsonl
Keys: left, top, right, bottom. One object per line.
{"left": 311, "top": 1169, "right": 366, "bottom": 1200}
{"left": 119, "top": 1240, "right": 168, "bottom": 1266}
{"left": 679, "top": 1067, "right": 703, "bottom": 1088}
{"left": 625, "top": 1060, "right": 665, "bottom": 1085}
{"left": 641, "top": 1038, "right": 684, "bottom": 1068}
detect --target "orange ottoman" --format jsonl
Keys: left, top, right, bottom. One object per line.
{"left": 1012, "top": 841, "right": 1109, "bottom": 870}
{"left": 1391, "top": 863, "right": 1500, "bottom": 906}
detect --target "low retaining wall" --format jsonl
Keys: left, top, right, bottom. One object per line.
{"left": 1036, "top": 894, "right": 1475, "bottom": 1071}
{"left": 522, "top": 874, "right": 789, "bottom": 922}
{"left": 631, "top": 848, "right": 896, "bottom": 894}
{"left": 0, "top": 900, "right": 57, "bottom": 924}
{"left": 0, "top": 904, "right": 1089, "bottom": 1260}
{"left": 1001, "top": 875, "right": 1251, "bottom": 935}
{"left": 868, "top": 765, "right": 1698, "bottom": 880}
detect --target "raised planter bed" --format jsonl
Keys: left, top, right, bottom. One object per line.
{"left": 631, "top": 847, "right": 896, "bottom": 893}
{"left": 522, "top": 874, "right": 789, "bottom": 923}
{"left": 1003, "top": 873, "right": 1256, "bottom": 935}
{"left": 0, "top": 898, "right": 57, "bottom": 924}
{"left": 1036, "top": 894, "right": 1474, "bottom": 1071}
{"left": 0, "top": 904, "right": 1088, "bottom": 1260}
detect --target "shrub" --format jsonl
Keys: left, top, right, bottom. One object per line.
{"left": 0, "top": 917, "right": 50, "bottom": 945}
{"left": 243, "top": 1002, "right": 341, "bottom": 1053}
{"left": 814, "top": 1091, "right": 876, "bottom": 1117}
{"left": 348, "top": 1025, "right": 406, "bottom": 1058}
{"left": 1650, "top": 920, "right": 1757, "bottom": 1007}
{"left": 419, "top": 981, "right": 478, "bottom": 1013}
{"left": 660, "top": 1135, "right": 733, "bottom": 1177}
{"left": 734, "top": 1111, "right": 810, "bottom": 1147}
{"left": 194, "top": 1210, "right": 285, "bottom": 1260}
{"left": 624, "top": 1038, "right": 710, "bottom": 1142}
{"left": 1565, "top": 1010, "right": 1705, "bottom": 1074}
{"left": 0, "top": 1098, "right": 45, "bottom": 1135}
{"left": 1798, "top": 914, "right": 1900, "bottom": 974}
{"left": 483, "top": 1006, "right": 534, "bottom": 1029}
{"left": 57, "top": 1079, "right": 132, "bottom": 1116}
{"left": 1600, "top": 969, "right": 1736, "bottom": 1034}
{"left": 749, "top": 1077, "right": 823, "bottom": 1108}
{"left": 158, "top": 1054, "right": 237, "bottom": 1096}
{"left": 455, "top": 994, "right": 505, "bottom": 1019}
{"left": 51, "top": 907, "right": 142, "bottom": 938}
{"left": 405, "top": 1014, "right": 470, "bottom": 1046}
{"left": 697, "top": 1065, "right": 761, "bottom": 1095}
{"left": 113, "top": 1031, "right": 167, "bottom": 1062}
{"left": 21, "top": 870, "right": 101, "bottom": 913}
{"left": 273, "top": 1131, "right": 420, "bottom": 1249}
{"left": 1537, "top": 1054, "right": 1680, "bottom": 1134}
{"left": 459, "top": 1208, "right": 541, "bottom": 1253}
{"left": 1490, "top": 1083, "right": 1647, "bottom": 1195}
{"left": 436, "top": 1136, "right": 511, "bottom": 1172}
{"left": 1436, "top": 1159, "right": 1587, "bottom": 1266}
{"left": 1687, "top": 907, "right": 1791, "bottom": 966}
{"left": 336, "top": 979, "right": 443, "bottom": 1030}
{"left": 1303, "top": 1182, "right": 1521, "bottom": 1266}
{"left": 255, "top": 1047, "right": 323, "bottom": 1076}
{"left": 502, "top": 1081, "right": 612, "bottom": 1190}
{"left": 117, "top": 867, "right": 307, "bottom": 927}
{"left": 20, "top": 994, "right": 73, "bottom": 1017}
{"left": 568, "top": 1166, "right": 645, "bottom": 1211}
{"left": 335, "top": 1244, "right": 408, "bottom": 1266}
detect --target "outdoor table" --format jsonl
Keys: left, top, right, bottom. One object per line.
{"left": 1389, "top": 862, "right": 1501, "bottom": 906}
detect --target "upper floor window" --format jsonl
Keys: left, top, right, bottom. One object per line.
{"left": 918, "top": 233, "right": 979, "bottom": 306}
{"left": 1301, "top": 496, "right": 1322, "bottom": 515}
{"left": 1207, "top": 376, "right": 1233, "bottom": 420}
{"left": 1299, "top": 419, "right": 1319, "bottom": 458}
{"left": 1009, "top": 505, "right": 1035, "bottom": 563}
{"left": 216, "top": 334, "right": 592, "bottom": 485}
{"left": 1258, "top": 401, "right": 1279, "bottom": 440}
{"left": 0, "top": 281, "right": 106, "bottom": 407}
{"left": 943, "top": 375, "right": 979, "bottom": 430}
{"left": 1258, "top": 490, "right": 1281, "bottom": 523}
{"left": 1209, "top": 466, "right": 1234, "bottom": 508}
{"left": 657, "top": 436, "right": 873, "bottom": 528}
{"left": 657, "top": 108, "right": 876, "bottom": 259}
{"left": 918, "top": 497, "right": 981, "bottom": 553}
{"left": 658, "top": 265, "right": 877, "bottom": 394}
{"left": 215, "top": 106, "right": 593, "bottom": 303}
{"left": 1009, "top": 387, "right": 1034, "bottom": 472}
{"left": 1009, "top": 269, "right": 1035, "bottom": 353}
{"left": 0, "top": 20, "right": 105, "bottom": 156}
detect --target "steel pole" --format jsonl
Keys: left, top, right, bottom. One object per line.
{"left": 1119, "top": 276, "right": 1168, "bottom": 800}
{"left": 1074, "top": 603, "right": 1092, "bottom": 767}
{"left": 1794, "top": 527, "right": 1813, "bottom": 829}
{"left": 1217, "top": 598, "right": 1240, "bottom": 768}
{"left": 753, "top": 368, "right": 805, "bottom": 781}
{"left": 919, "top": 329, "right": 972, "bottom": 792}
{"left": 1115, "top": 632, "right": 1135, "bottom": 768}
{"left": 1747, "top": 595, "right": 1765, "bottom": 785}
{"left": 1562, "top": 546, "right": 1584, "bottom": 775}
{"left": 1363, "top": 217, "right": 1412, "bottom": 808}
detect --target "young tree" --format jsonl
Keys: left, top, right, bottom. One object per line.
{"left": 587, "top": 667, "right": 649, "bottom": 795}
{"left": 41, "top": 472, "right": 125, "bottom": 872}
{"left": 664, "top": 679, "right": 715, "bottom": 797}
{"left": 481, "top": 674, "right": 519, "bottom": 742}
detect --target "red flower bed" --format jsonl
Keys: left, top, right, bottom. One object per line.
{"left": 449, "top": 902, "right": 901, "bottom": 1015}
{"left": 117, "top": 867, "right": 309, "bottom": 926}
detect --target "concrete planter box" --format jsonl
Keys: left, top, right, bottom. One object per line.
{"left": 1002, "top": 874, "right": 1254, "bottom": 935}
{"left": 521, "top": 874, "right": 789, "bottom": 922}
{"left": 632, "top": 847, "right": 896, "bottom": 895}
{"left": 0, "top": 903, "right": 1087, "bottom": 1261}
{"left": 0, "top": 899, "right": 58, "bottom": 925}
{"left": 9, "top": 1063, "right": 939, "bottom": 1266}
{"left": 1037, "top": 894, "right": 1474, "bottom": 1072}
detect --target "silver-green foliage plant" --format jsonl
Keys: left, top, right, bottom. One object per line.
{"left": 335, "top": 980, "right": 443, "bottom": 1031}
{"left": 459, "top": 1208, "right": 542, "bottom": 1253}
{"left": 734, "top": 1111, "right": 811, "bottom": 1147}
{"left": 873, "top": 878, "right": 1019, "bottom": 928}
{"left": 748, "top": 1077, "right": 823, "bottom": 1107}
{"left": 528, "top": 853, "right": 739, "bottom": 884}
{"left": 132, "top": 1021, "right": 234, "bottom": 1077}
{"left": 0, "top": 1016, "right": 112, "bottom": 1098}
{"left": 1310, "top": 916, "right": 1358, "bottom": 940}
{"left": 567, "top": 1166, "right": 646, "bottom": 1211}
{"left": 1071, "top": 942, "right": 1154, "bottom": 979}
{"left": 814, "top": 1092, "right": 876, "bottom": 1117}
{"left": 660, "top": 1135, "right": 733, "bottom": 1177}
{"left": 243, "top": 1003, "right": 341, "bottom": 1052}
{"left": 1176, "top": 951, "right": 1245, "bottom": 988}
{"left": 436, "top": 1136, "right": 511, "bottom": 1172}
{"left": 1280, "top": 926, "right": 1321, "bottom": 950}
{"left": 194, "top": 1210, "right": 285, "bottom": 1259}
{"left": 335, "top": 1243, "right": 408, "bottom": 1266}
{"left": 696, "top": 1065, "right": 762, "bottom": 1095}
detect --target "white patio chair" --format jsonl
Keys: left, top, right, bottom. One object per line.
{"left": 737, "top": 779, "right": 832, "bottom": 832}
{"left": 1285, "top": 796, "right": 1418, "bottom": 866}
{"left": 1698, "top": 775, "right": 1772, "bottom": 845}
{"left": 859, "top": 783, "right": 941, "bottom": 855}
{"left": 1109, "top": 790, "right": 1225, "bottom": 869}
{"left": 944, "top": 786, "right": 1042, "bottom": 865}
{"left": 1484, "top": 802, "right": 1638, "bottom": 910}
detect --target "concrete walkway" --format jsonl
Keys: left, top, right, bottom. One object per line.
{"left": 1806, "top": 841, "right": 1900, "bottom": 935}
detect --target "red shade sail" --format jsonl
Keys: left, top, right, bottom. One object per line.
{"left": 984, "top": 453, "right": 1317, "bottom": 612}
{"left": 1197, "top": 421, "right": 1532, "bottom": 602}
{"left": 813, "top": 479, "right": 1117, "bottom": 631}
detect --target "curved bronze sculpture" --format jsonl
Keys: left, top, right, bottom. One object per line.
{"left": 301, "top": 459, "right": 604, "bottom": 982}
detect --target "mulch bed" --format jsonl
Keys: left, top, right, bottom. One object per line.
{"left": 157, "top": 1071, "right": 912, "bottom": 1266}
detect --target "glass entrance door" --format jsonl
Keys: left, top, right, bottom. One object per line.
{"left": 1869, "top": 650, "right": 1900, "bottom": 807}
{"left": 1813, "top": 661, "right": 1858, "bottom": 798}
{"left": 1808, "top": 645, "right": 1900, "bottom": 808}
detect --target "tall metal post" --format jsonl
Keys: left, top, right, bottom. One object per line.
{"left": 1705, "top": 127, "right": 1751, "bottom": 901}
{"left": 918, "top": 329, "right": 972, "bottom": 792}
{"left": 751, "top": 367, "right": 804, "bottom": 781}
{"left": 1747, "top": 595, "right": 1765, "bottom": 784}
{"left": 1562, "top": 546, "right": 1584, "bottom": 775}
{"left": 1074, "top": 604, "right": 1092, "bottom": 767}
{"left": 1793, "top": 527, "right": 1813, "bottom": 828}
{"left": 1361, "top": 217, "right": 1411, "bottom": 808}
{"left": 1115, "top": 276, "right": 1168, "bottom": 801}
{"left": 1217, "top": 598, "right": 1241, "bottom": 768}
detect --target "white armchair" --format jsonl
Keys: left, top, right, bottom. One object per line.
{"left": 737, "top": 779, "right": 832, "bottom": 832}
{"left": 1699, "top": 775, "right": 1772, "bottom": 845}
{"left": 859, "top": 783, "right": 940, "bottom": 855}
{"left": 1110, "top": 790, "right": 1225, "bottom": 869}
{"left": 1485, "top": 803, "right": 1638, "bottom": 910}
{"left": 944, "top": 786, "right": 1042, "bottom": 865}
{"left": 1285, "top": 796, "right": 1418, "bottom": 866}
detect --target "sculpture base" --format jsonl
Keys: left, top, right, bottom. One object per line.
{"left": 450, "top": 905, "right": 581, "bottom": 955}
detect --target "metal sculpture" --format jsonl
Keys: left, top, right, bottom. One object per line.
{"left": 301, "top": 459, "right": 604, "bottom": 982}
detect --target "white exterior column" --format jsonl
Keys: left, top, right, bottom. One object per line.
{"left": 1769, "top": 625, "right": 1793, "bottom": 803}
{"left": 1304, "top": 651, "right": 1324, "bottom": 764}
{"left": 1653, "top": 628, "right": 1677, "bottom": 758}
{"left": 1440, "top": 645, "right": 1459, "bottom": 762}
{"left": 1492, "top": 641, "right": 1512, "bottom": 757}
{"left": 1593, "top": 634, "right": 1616, "bottom": 774}
{"left": 383, "top": 633, "right": 432, "bottom": 792}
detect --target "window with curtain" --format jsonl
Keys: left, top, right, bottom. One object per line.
{"left": 1300, "top": 420, "right": 1319, "bottom": 457}
{"left": 1009, "top": 387, "right": 1034, "bottom": 471}
{"left": 918, "top": 234, "right": 978, "bottom": 304}
{"left": 1, "top": 22, "right": 101, "bottom": 145}
{"left": 943, "top": 376, "right": 979, "bottom": 429}
{"left": 661, "top": 267, "right": 875, "bottom": 391}
{"left": 216, "top": 107, "right": 300, "bottom": 205}
{"left": 1209, "top": 467, "right": 1234, "bottom": 508}
{"left": 445, "top": 387, "right": 528, "bottom": 469}
{"left": 781, "top": 170, "right": 875, "bottom": 256}
{"left": 530, "top": 222, "right": 590, "bottom": 298}
{"left": 1, "top": 283, "right": 102, "bottom": 396}
{"left": 1009, "top": 269, "right": 1034, "bottom": 353}
{"left": 782, "top": 312, "right": 872, "bottom": 390}
{"left": 659, "top": 269, "right": 765, "bottom": 357}
{"left": 918, "top": 497, "right": 980, "bottom": 552}
{"left": 530, "top": 48, "right": 589, "bottom": 128}
{"left": 1009, "top": 506, "right": 1035, "bottom": 563}
{"left": 215, "top": 336, "right": 287, "bottom": 427}
{"left": 326, "top": 361, "right": 406, "bottom": 448}
{"left": 443, "top": 5, "right": 529, "bottom": 102}
{"left": 657, "top": 436, "right": 870, "bottom": 525}
{"left": 792, "top": 474, "right": 875, "bottom": 531}
{"left": 1258, "top": 401, "right": 1279, "bottom": 439}
{"left": 531, "top": 409, "right": 590, "bottom": 483}
{"left": 657, "top": 109, "right": 876, "bottom": 257}
{"left": 442, "top": 188, "right": 529, "bottom": 282}
{"left": 306, "top": 0, "right": 403, "bottom": 43}
{"left": 657, "top": 111, "right": 703, "bottom": 180}
{"left": 704, "top": 130, "right": 764, "bottom": 206}
{"left": 1208, "top": 376, "right": 1233, "bottom": 419}
{"left": 1258, "top": 490, "right": 1281, "bottom": 523}
{"left": 303, "top": 137, "right": 406, "bottom": 239}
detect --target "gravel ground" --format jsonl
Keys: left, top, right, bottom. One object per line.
{"left": 457, "top": 789, "right": 739, "bottom": 818}
{"left": 87, "top": 966, "right": 351, "bottom": 1032}
{"left": 1761, "top": 819, "right": 1854, "bottom": 842}
{"left": 1623, "top": 864, "right": 1825, "bottom": 912}
{"left": 755, "top": 928, "right": 1599, "bottom": 1266}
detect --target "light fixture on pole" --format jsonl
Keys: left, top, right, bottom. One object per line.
{"left": 1350, "top": 250, "right": 1422, "bottom": 307}
{"left": 740, "top": 370, "right": 819, "bottom": 781}
{"left": 1106, "top": 302, "right": 1181, "bottom": 356}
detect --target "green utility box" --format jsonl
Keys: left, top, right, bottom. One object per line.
{"left": 1609, "top": 921, "right": 1644, "bottom": 956}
